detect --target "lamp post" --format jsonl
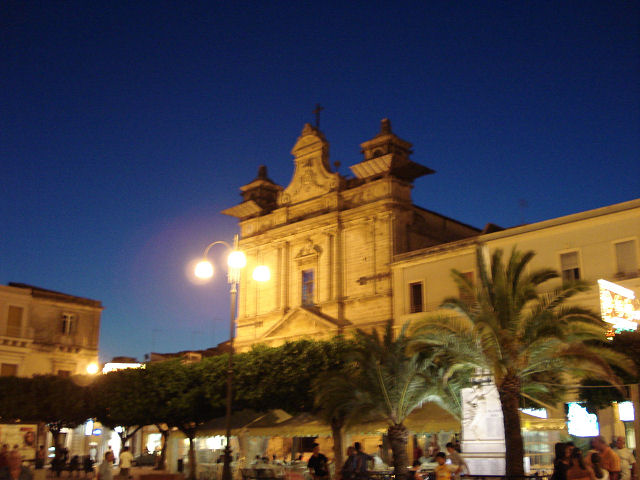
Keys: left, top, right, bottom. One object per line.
{"left": 194, "top": 234, "right": 269, "bottom": 480}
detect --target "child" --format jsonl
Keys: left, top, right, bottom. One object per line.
{"left": 434, "top": 452, "right": 452, "bottom": 480}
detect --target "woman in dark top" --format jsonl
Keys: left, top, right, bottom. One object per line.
{"left": 552, "top": 442, "right": 572, "bottom": 480}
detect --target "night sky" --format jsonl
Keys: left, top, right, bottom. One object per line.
{"left": 2, "top": 1, "right": 638, "bottom": 363}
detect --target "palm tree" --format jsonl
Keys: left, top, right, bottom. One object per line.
{"left": 314, "top": 321, "right": 468, "bottom": 480}
{"left": 411, "top": 246, "right": 635, "bottom": 477}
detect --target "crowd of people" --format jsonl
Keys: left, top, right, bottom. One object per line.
{"left": 551, "top": 436, "right": 636, "bottom": 480}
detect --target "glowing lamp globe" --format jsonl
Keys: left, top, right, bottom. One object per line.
{"left": 86, "top": 363, "right": 99, "bottom": 375}
{"left": 195, "top": 260, "right": 214, "bottom": 279}
{"left": 227, "top": 250, "right": 247, "bottom": 269}
{"left": 252, "top": 265, "right": 270, "bottom": 282}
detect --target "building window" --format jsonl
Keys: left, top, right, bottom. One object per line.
{"left": 6, "top": 306, "right": 23, "bottom": 337}
{"left": 458, "top": 272, "right": 475, "bottom": 304}
{"left": 560, "top": 252, "right": 580, "bottom": 283}
{"left": 301, "top": 269, "right": 315, "bottom": 306}
{"left": 61, "top": 313, "right": 76, "bottom": 335}
{"left": 409, "top": 282, "right": 424, "bottom": 313}
{"left": 0, "top": 364, "right": 18, "bottom": 377}
{"left": 615, "top": 240, "right": 638, "bottom": 278}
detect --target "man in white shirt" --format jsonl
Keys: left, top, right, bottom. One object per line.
{"left": 118, "top": 447, "right": 133, "bottom": 480}
{"left": 613, "top": 436, "right": 636, "bottom": 480}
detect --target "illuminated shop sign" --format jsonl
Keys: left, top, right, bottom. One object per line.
{"left": 598, "top": 279, "right": 640, "bottom": 337}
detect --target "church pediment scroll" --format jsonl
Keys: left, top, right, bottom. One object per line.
{"left": 279, "top": 124, "right": 342, "bottom": 206}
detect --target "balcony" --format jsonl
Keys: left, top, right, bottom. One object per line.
{"left": 0, "top": 334, "right": 33, "bottom": 349}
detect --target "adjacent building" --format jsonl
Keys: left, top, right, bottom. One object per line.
{"left": 0, "top": 282, "right": 102, "bottom": 377}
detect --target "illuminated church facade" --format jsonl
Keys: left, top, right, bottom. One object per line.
{"left": 222, "top": 120, "right": 480, "bottom": 350}
{"left": 223, "top": 120, "right": 640, "bottom": 354}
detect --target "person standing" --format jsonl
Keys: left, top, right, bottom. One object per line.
{"left": 445, "top": 443, "right": 469, "bottom": 477}
{"left": 340, "top": 447, "right": 356, "bottom": 480}
{"left": 97, "top": 452, "right": 115, "bottom": 480}
{"left": 353, "top": 443, "right": 372, "bottom": 478}
{"left": 0, "top": 450, "right": 33, "bottom": 480}
{"left": 34, "top": 447, "right": 45, "bottom": 470}
{"left": 307, "top": 444, "right": 329, "bottom": 480}
{"left": 613, "top": 436, "right": 636, "bottom": 480}
{"left": 553, "top": 443, "right": 572, "bottom": 480}
{"left": 0, "top": 446, "right": 10, "bottom": 469}
{"left": 83, "top": 456, "right": 95, "bottom": 479}
{"left": 433, "top": 452, "right": 452, "bottom": 480}
{"left": 590, "top": 453, "right": 610, "bottom": 480}
{"left": 593, "top": 436, "right": 621, "bottom": 480}
{"left": 566, "top": 449, "right": 595, "bottom": 480}
{"left": 118, "top": 448, "right": 133, "bottom": 480}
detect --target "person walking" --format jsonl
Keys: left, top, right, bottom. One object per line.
{"left": 445, "top": 443, "right": 469, "bottom": 477}
{"left": 97, "top": 451, "right": 115, "bottom": 480}
{"left": 307, "top": 444, "right": 329, "bottom": 480}
{"left": 118, "top": 448, "right": 133, "bottom": 480}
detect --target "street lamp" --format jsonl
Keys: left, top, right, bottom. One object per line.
{"left": 194, "top": 234, "right": 268, "bottom": 480}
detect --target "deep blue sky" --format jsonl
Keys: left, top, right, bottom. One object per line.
{"left": 1, "top": 1, "right": 638, "bottom": 363}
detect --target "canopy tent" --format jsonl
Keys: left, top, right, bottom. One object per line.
{"left": 198, "top": 409, "right": 268, "bottom": 436}
{"left": 240, "top": 403, "right": 461, "bottom": 437}
{"left": 352, "top": 403, "right": 461, "bottom": 435}
{"left": 245, "top": 412, "right": 333, "bottom": 437}
{"left": 195, "top": 407, "right": 563, "bottom": 438}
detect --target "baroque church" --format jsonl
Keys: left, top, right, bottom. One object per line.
{"left": 222, "top": 119, "right": 480, "bottom": 350}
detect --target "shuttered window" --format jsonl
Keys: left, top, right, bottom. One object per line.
{"left": 560, "top": 252, "right": 580, "bottom": 283}
{"left": 615, "top": 240, "right": 638, "bottom": 277}
{"left": 6, "top": 306, "right": 23, "bottom": 337}
{"left": 0, "top": 364, "right": 18, "bottom": 377}
{"left": 409, "top": 282, "right": 424, "bottom": 313}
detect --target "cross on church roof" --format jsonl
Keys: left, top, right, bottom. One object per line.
{"left": 312, "top": 103, "right": 324, "bottom": 128}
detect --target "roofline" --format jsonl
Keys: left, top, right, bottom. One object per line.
{"left": 412, "top": 204, "right": 482, "bottom": 232}
{"left": 394, "top": 197, "right": 640, "bottom": 263}
{"left": 7, "top": 282, "right": 103, "bottom": 308}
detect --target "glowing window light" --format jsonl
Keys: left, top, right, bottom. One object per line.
{"left": 618, "top": 401, "right": 635, "bottom": 422}
{"left": 567, "top": 402, "right": 599, "bottom": 437}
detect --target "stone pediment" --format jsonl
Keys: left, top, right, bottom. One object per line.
{"left": 279, "top": 124, "right": 342, "bottom": 206}
{"left": 260, "top": 306, "right": 350, "bottom": 341}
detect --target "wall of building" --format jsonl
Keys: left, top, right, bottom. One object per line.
{"left": 0, "top": 283, "right": 102, "bottom": 377}
{"left": 393, "top": 199, "right": 640, "bottom": 323}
